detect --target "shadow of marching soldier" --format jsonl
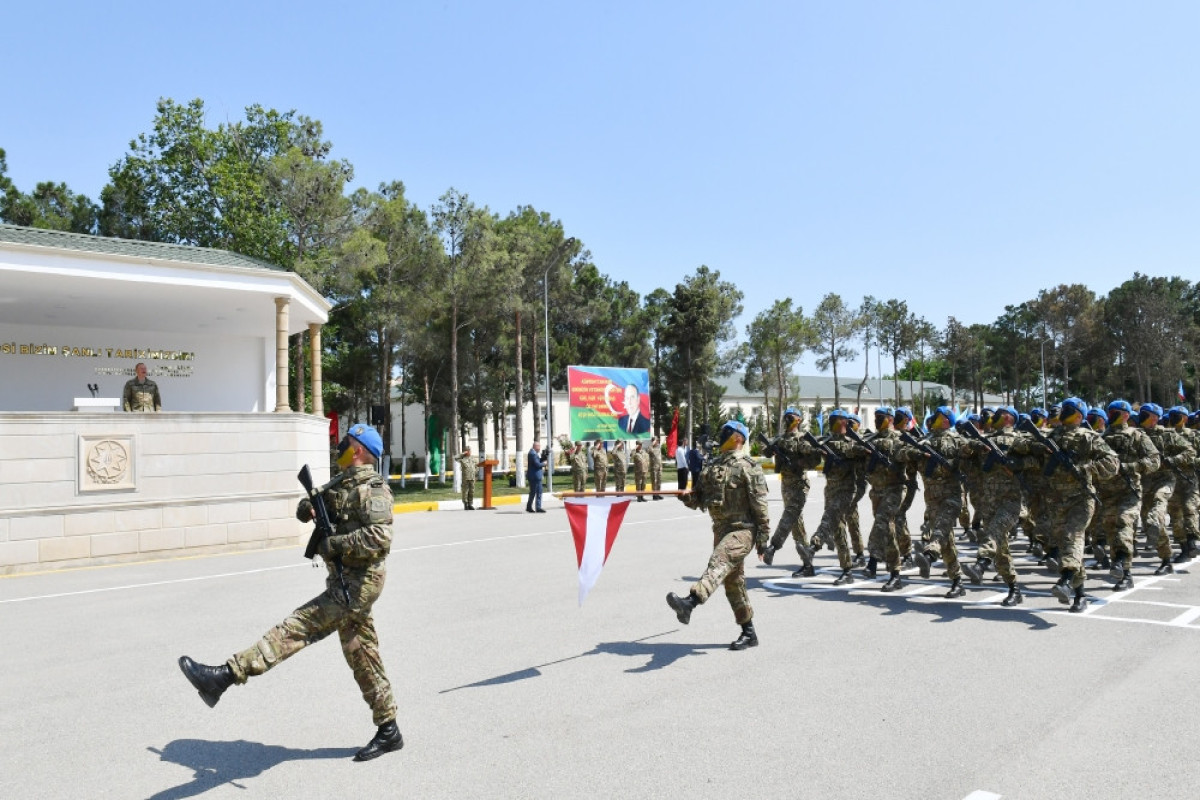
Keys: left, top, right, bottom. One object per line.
{"left": 146, "top": 739, "right": 357, "bottom": 799}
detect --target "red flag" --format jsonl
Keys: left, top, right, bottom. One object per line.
{"left": 564, "top": 497, "right": 631, "bottom": 605}
{"left": 666, "top": 408, "right": 679, "bottom": 457}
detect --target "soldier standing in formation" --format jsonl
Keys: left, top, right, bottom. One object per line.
{"left": 631, "top": 441, "right": 649, "bottom": 501}
{"left": 667, "top": 420, "right": 770, "bottom": 650}
{"left": 454, "top": 446, "right": 478, "bottom": 510}
{"left": 570, "top": 442, "right": 589, "bottom": 492}
{"left": 122, "top": 362, "right": 162, "bottom": 412}
{"left": 178, "top": 423, "right": 403, "bottom": 762}
{"left": 610, "top": 440, "right": 629, "bottom": 493}
{"left": 593, "top": 441, "right": 608, "bottom": 491}
{"left": 648, "top": 436, "right": 664, "bottom": 499}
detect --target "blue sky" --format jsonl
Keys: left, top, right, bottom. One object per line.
{"left": 3, "top": 1, "right": 1197, "bottom": 373}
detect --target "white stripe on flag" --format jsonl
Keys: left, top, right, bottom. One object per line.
{"left": 564, "top": 496, "right": 631, "bottom": 605}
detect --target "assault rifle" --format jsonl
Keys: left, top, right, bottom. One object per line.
{"left": 1017, "top": 418, "right": 1101, "bottom": 504}
{"left": 846, "top": 427, "right": 894, "bottom": 471}
{"left": 956, "top": 421, "right": 1031, "bottom": 493}
{"left": 898, "top": 430, "right": 966, "bottom": 484}
{"left": 755, "top": 432, "right": 801, "bottom": 476}
{"left": 298, "top": 464, "right": 351, "bottom": 605}
{"left": 803, "top": 431, "right": 846, "bottom": 468}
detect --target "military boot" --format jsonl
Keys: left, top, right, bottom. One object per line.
{"left": 963, "top": 558, "right": 991, "bottom": 585}
{"left": 1069, "top": 587, "right": 1089, "bottom": 614}
{"left": 944, "top": 577, "right": 965, "bottom": 599}
{"left": 1001, "top": 581, "right": 1023, "bottom": 607}
{"left": 1044, "top": 548, "right": 1061, "bottom": 575}
{"left": 851, "top": 552, "right": 867, "bottom": 568}
{"left": 1051, "top": 574, "right": 1072, "bottom": 605}
{"left": 791, "top": 564, "right": 815, "bottom": 578}
{"left": 796, "top": 542, "right": 815, "bottom": 566}
{"left": 666, "top": 591, "right": 700, "bottom": 624}
{"left": 1108, "top": 562, "right": 1126, "bottom": 583}
{"left": 1113, "top": 572, "right": 1134, "bottom": 592}
{"left": 863, "top": 556, "right": 878, "bottom": 579}
{"left": 915, "top": 550, "right": 933, "bottom": 579}
{"left": 354, "top": 720, "right": 404, "bottom": 762}
{"left": 730, "top": 621, "right": 758, "bottom": 651}
{"left": 178, "top": 656, "right": 234, "bottom": 708}
{"left": 833, "top": 569, "right": 855, "bottom": 586}
{"left": 1173, "top": 537, "right": 1200, "bottom": 563}
{"left": 1091, "top": 543, "right": 1111, "bottom": 569}
{"left": 880, "top": 572, "right": 904, "bottom": 593}
{"left": 1154, "top": 559, "right": 1175, "bottom": 575}
{"left": 762, "top": 544, "right": 778, "bottom": 566}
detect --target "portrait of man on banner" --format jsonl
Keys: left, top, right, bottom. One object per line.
{"left": 568, "top": 366, "right": 652, "bottom": 441}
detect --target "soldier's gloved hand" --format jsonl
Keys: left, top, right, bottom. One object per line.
{"left": 762, "top": 545, "right": 776, "bottom": 565}
{"left": 318, "top": 536, "right": 341, "bottom": 560}
{"left": 296, "top": 498, "right": 314, "bottom": 523}
{"left": 756, "top": 543, "right": 767, "bottom": 561}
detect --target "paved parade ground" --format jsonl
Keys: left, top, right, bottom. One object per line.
{"left": 4, "top": 475, "right": 1200, "bottom": 799}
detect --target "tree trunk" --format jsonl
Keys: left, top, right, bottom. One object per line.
{"left": 449, "top": 299, "right": 459, "bottom": 483}
{"left": 514, "top": 310, "right": 525, "bottom": 487}
{"left": 685, "top": 342, "right": 694, "bottom": 443}
{"left": 293, "top": 334, "right": 305, "bottom": 413}
{"left": 422, "top": 374, "right": 431, "bottom": 490}
{"left": 530, "top": 323, "right": 541, "bottom": 444}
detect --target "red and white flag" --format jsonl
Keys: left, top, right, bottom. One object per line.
{"left": 564, "top": 496, "right": 631, "bottom": 605}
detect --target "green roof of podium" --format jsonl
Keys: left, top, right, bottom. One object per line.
{"left": 0, "top": 223, "right": 284, "bottom": 272}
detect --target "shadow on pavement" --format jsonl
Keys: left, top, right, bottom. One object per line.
{"left": 439, "top": 631, "right": 727, "bottom": 692}
{"left": 146, "top": 739, "right": 357, "bottom": 799}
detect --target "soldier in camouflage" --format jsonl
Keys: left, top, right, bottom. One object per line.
{"left": 859, "top": 407, "right": 909, "bottom": 591}
{"left": 178, "top": 422, "right": 403, "bottom": 762}
{"left": 1137, "top": 403, "right": 1194, "bottom": 574}
{"left": 762, "top": 407, "right": 822, "bottom": 577}
{"left": 610, "top": 440, "right": 629, "bottom": 492}
{"left": 455, "top": 446, "right": 479, "bottom": 510}
{"left": 631, "top": 440, "right": 650, "bottom": 502}
{"left": 1014, "top": 397, "right": 1119, "bottom": 612}
{"left": 648, "top": 436, "right": 664, "bottom": 499}
{"left": 1165, "top": 406, "right": 1200, "bottom": 562}
{"left": 570, "top": 442, "right": 589, "bottom": 493}
{"left": 667, "top": 420, "right": 770, "bottom": 651}
{"left": 593, "top": 441, "right": 609, "bottom": 491}
{"left": 809, "top": 409, "right": 870, "bottom": 586}
{"left": 1096, "top": 400, "right": 1160, "bottom": 591}
{"left": 122, "top": 362, "right": 162, "bottom": 412}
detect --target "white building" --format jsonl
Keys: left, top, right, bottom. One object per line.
{"left": 0, "top": 224, "right": 332, "bottom": 573}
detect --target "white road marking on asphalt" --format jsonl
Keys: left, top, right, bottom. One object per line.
{"left": 0, "top": 564, "right": 304, "bottom": 604}
{"left": 963, "top": 791, "right": 1002, "bottom": 800}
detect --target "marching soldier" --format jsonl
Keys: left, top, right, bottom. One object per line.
{"left": 859, "top": 407, "right": 909, "bottom": 592}
{"left": 1166, "top": 406, "right": 1200, "bottom": 561}
{"left": 1097, "top": 400, "right": 1160, "bottom": 591}
{"left": 667, "top": 420, "right": 770, "bottom": 650}
{"left": 809, "top": 409, "right": 870, "bottom": 586}
{"left": 1138, "top": 403, "right": 1193, "bottom": 573}
{"left": 762, "top": 407, "right": 823, "bottom": 577}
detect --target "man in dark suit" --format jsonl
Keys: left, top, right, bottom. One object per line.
{"left": 615, "top": 383, "right": 651, "bottom": 435}
{"left": 526, "top": 441, "right": 546, "bottom": 513}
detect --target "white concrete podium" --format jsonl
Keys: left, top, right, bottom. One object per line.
{"left": 72, "top": 397, "right": 122, "bottom": 412}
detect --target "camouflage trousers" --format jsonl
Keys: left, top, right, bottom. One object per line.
{"left": 973, "top": 489, "right": 997, "bottom": 560}
{"left": 691, "top": 528, "right": 754, "bottom": 625}
{"left": 922, "top": 484, "right": 963, "bottom": 581}
{"left": 650, "top": 465, "right": 662, "bottom": 493}
{"left": 634, "top": 469, "right": 648, "bottom": 493}
{"left": 613, "top": 470, "right": 627, "bottom": 492}
{"left": 846, "top": 505, "right": 864, "bottom": 555}
{"left": 1099, "top": 488, "right": 1141, "bottom": 569}
{"left": 1053, "top": 492, "right": 1095, "bottom": 588}
{"left": 572, "top": 469, "right": 587, "bottom": 492}
{"left": 814, "top": 480, "right": 858, "bottom": 571}
{"left": 979, "top": 493, "right": 1021, "bottom": 582}
{"left": 228, "top": 570, "right": 396, "bottom": 726}
{"left": 867, "top": 484, "right": 905, "bottom": 571}
{"left": 1168, "top": 476, "right": 1199, "bottom": 545}
{"left": 1141, "top": 477, "right": 1175, "bottom": 560}
{"left": 594, "top": 466, "right": 608, "bottom": 492}
{"left": 1026, "top": 484, "right": 1051, "bottom": 548}
{"left": 768, "top": 473, "right": 810, "bottom": 552}
{"left": 461, "top": 480, "right": 475, "bottom": 508}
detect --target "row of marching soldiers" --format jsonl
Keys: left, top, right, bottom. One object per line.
{"left": 760, "top": 399, "right": 1200, "bottom": 613}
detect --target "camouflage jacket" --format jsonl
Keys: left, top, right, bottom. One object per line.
{"left": 1143, "top": 426, "right": 1194, "bottom": 485}
{"left": 648, "top": 446, "right": 663, "bottom": 470}
{"left": 122, "top": 378, "right": 161, "bottom": 412}
{"left": 1098, "top": 424, "right": 1159, "bottom": 495}
{"left": 862, "top": 429, "right": 907, "bottom": 490}
{"left": 609, "top": 449, "right": 628, "bottom": 474}
{"left": 300, "top": 465, "right": 393, "bottom": 577}
{"left": 898, "top": 429, "right": 968, "bottom": 492}
{"left": 570, "top": 449, "right": 589, "bottom": 473}
{"left": 682, "top": 450, "right": 770, "bottom": 548}
{"left": 772, "top": 429, "right": 822, "bottom": 478}
{"left": 631, "top": 449, "right": 650, "bottom": 475}
{"left": 964, "top": 427, "right": 1027, "bottom": 501}
{"left": 593, "top": 447, "right": 608, "bottom": 473}
{"left": 820, "top": 433, "right": 868, "bottom": 486}
{"left": 455, "top": 453, "right": 479, "bottom": 482}
{"left": 1014, "top": 423, "right": 1119, "bottom": 497}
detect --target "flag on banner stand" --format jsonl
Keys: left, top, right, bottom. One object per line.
{"left": 666, "top": 408, "right": 679, "bottom": 457}
{"left": 564, "top": 496, "right": 632, "bottom": 605}
{"left": 1179, "top": 380, "right": 1187, "bottom": 402}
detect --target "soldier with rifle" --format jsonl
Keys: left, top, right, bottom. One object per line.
{"left": 1165, "top": 406, "right": 1200, "bottom": 563}
{"left": 892, "top": 407, "right": 919, "bottom": 567}
{"left": 760, "top": 407, "right": 823, "bottom": 577}
{"left": 807, "top": 409, "right": 870, "bottom": 586}
{"left": 1133, "top": 403, "right": 1192, "bottom": 574}
{"left": 1094, "top": 400, "right": 1160, "bottom": 591}
{"left": 177, "top": 423, "right": 404, "bottom": 762}
{"left": 852, "top": 407, "right": 908, "bottom": 591}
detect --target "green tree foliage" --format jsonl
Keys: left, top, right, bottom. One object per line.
{"left": 0, "top": 148, "right": 99, "bottom": 232}
{"left": 743, "top": 298, "right": 815, "bottom": 431}
{"left": 812, "top": 293, "right": 861, "bottom": 409}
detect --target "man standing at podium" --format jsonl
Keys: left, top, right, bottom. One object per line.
{"left": 122, "top": 362, "right": 161, "bottom": 412}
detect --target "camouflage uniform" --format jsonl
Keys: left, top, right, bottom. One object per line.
{"left": 632, "top": 446, "right": 650, "bottom": 496}
{"left": 680, "top": 450, "right": 770, "bottom": 623}
{"left": 962, "top": 426, "right": 1027, "bottom": 584}
{"left": 454, "top": 452, "right": 478, "bottom": 508}
{"left": 648, "top": 444, "right": 663, "bottom": 497}
{"left": 1014, "top": 423, "right": 1119, "bottom": 590}
{"left": 570, "top": 447, "right": 589, "bottom": 492}
{"left": 122, "top": 377, "right": 162, "bottom": 412}
{"left": 1142, "top": 427, "right": 1192, "bottom": 560}
{"left": 610, "top": 446, "right": 628, "bottom": 492}
{"left": 228, "top": 465, "right": 397, "bottom": 726}
{"left": 593, "top": 444, "right": 608, "bottom": 491}
{"left": 765, "top": 429, "right": 822, "bottom": 557}
{"left": 862, "top": 429, "right": 908, "bottom": 574}
{"left": 811, "top": 434, "right": 869, "bottom": 574}
{"left": 1097, "top": 422, "right": 1159, "bottom": 572}
{"left": 1167, "top": 426, "right": 1200, "bottom": 550}
{"left": 898, "top": 429, "right": 969, "bottom": 582}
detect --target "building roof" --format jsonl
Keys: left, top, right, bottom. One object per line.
{"left": 717, "top": 374, "right": 1004, "bottom": 407}
{"left": 0, "top": 224, "right": 284, "bottom": 272}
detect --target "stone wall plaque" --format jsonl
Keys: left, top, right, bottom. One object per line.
{"left": 78, "top": 434, "right": 137, "bottom": 493}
